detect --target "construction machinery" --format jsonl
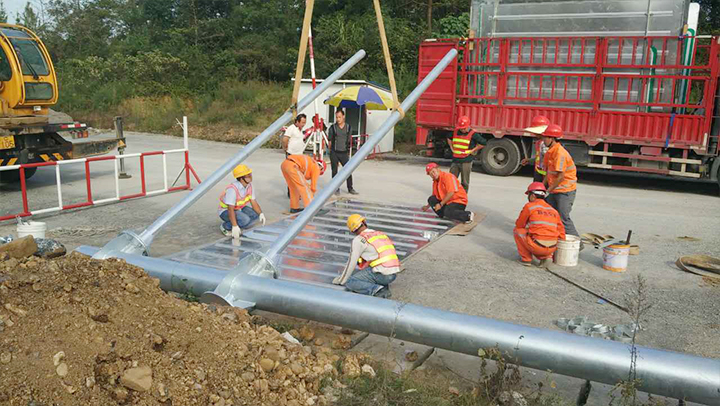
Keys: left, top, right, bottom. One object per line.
{"left": 0, "top": 23, "right": 124, "bottom": 183}
{"left": 415, "top": 0, "right": 720, "bottom": 188}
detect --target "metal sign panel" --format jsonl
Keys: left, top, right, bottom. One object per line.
{"left": 166, "top": 199, "right": 456, "bottom": 288}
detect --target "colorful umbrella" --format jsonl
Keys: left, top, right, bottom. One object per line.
{"left": 324, "top": 85, "right": 393, "bottom": 110}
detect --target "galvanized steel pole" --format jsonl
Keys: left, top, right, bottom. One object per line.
{"left": 92, "top": 50, "right": 366, "bottom": 259}
{"left": 73, "top": 246, "right": 720, "bottom": 405}
{"left": 265, "top": 48, "right": 459, "bottom": 261}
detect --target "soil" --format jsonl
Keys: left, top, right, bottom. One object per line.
{"left": 0, "top": 252, "right": 346, "bottom": 406}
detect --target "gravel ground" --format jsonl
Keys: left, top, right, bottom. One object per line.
{"left": 1, "top": 131, "right": 718, "bottom": 361}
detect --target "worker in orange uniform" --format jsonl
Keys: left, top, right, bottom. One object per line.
{"left": 333, "top": 214, "right": 401, "bottom": 298}
{"left": 541, "top": 124, "right": 579, "bottom": 237}
{"left": 281, "top": 153, "right": 320, "bottom": 214}
{"left": 422, "top": 162, "right": 474, "bottom": 223}
{"left": 447, "top": 115, "right": 486, "bottom": 192}
{"left": 520, "top": 115, "right": 551, "bottom": 182}
{"left": 219, "top": 164, "right": 266, "bottom": 239}
{"left": 514, "top": 182, "right": 565, "bottom": 267}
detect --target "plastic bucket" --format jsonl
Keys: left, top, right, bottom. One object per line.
{"left": 17, "top": 221, "right": 47, "bottom": 239}
{"left": 554, "top": 235, "right": 580, "bottom": 266}
{"left": 603, "top": 244, "right": 630, "bottom": 272}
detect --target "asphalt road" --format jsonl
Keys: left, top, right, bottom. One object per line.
{"left": 2, "top": 131, "right": 719, "bottom": 362}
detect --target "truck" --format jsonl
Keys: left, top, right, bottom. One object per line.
{"left": 0, "top": 23, "right": 124, "bottom": 183}
{"left": 415, "top": 0, "right": 720, "bottom": 189}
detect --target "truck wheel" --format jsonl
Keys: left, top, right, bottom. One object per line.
{"left": 0, "top": 167, "right": 37, "bottom": 183}
{"left": 480, "top": 138, "right": 521, "bottom": 176}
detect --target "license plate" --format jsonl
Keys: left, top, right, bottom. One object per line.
{"left": 0, "top": 135, "right": 15, "bottom": 150}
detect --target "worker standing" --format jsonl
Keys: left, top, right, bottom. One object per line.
{"left": 332, "top": 214, "right": 401, "bottom": 298}
{"left": 520, "top": 115, "right": 551, "bottom": 182}
{"left": 219, "top": 164, "right": 267, "bottom": 239}
{"left": 328, "top": 109, "right": 358, "bottom": 195}
{"left": 541, "top": 124, "right": 580, "bottom": 237}
{"left": 514, "top": 182, "right": 565, "bottom": 267}
{"left": 422, "top": 163, "right": 474, "bottom": 223}
{"left": 447, "top": 115, "right": 486, "bottom": 192}
{"left": 283, "top": 114, "right": 308, "bottom": 156}
{"left": 281, "top": 153, "right": 320, "bottom": 213}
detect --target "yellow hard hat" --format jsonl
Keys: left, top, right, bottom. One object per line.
{"left": 232, "top": 164, "right": 252, "bottom": 179}
{"left": 347, "top": 214, "right": 366, "bottom": 232}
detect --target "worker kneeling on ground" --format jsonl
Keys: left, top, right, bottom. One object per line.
{"left": 332, "top": 214, "right": 401, "bottom": 298}
{"left": 422, "top": 163, "right": 474, "bottom": 223}
{"left": 514, "top": 182, "right": 565, "bottom": 267}
{"left": 219, "top": 164, "right": 266, "bottom": 239}
{"left": 281, "top": 153, "right": 320, "bottom": 213}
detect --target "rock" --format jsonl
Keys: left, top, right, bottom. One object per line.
{"left": 306, "top": 397, "right": 316, "bottom": 405}
{"left": 31, "top": 283, "right": 41, "bottom": 292}
{"left": 0, "top": 252, "right": 9, "bottom": 261}
{"left": 298, "top": 325, "right": 315, "bottom": 341}
{"left": 0, "top": 235, "right": 37, "bottom": 259}
{"left": 125, "top": 283, "right": 140, "bottom": 294}
{"left": 265, "top": 349, "right": 280, "bottom": 362}
{"left": 499, "top": 391, "right": 527, "bottom": 406}
{"left": 53, "top": 351, "right": 65, "bottom": 366}
{"left": 85, "top": 377, "right": 95, "bottom": 388}
{"left": 405, "top": 350, "right": 419, "bottom": 362}
{"left": 290, "top": 362, "right": 303, "bottom": 375}
{"left": 313, "top": 338, "right": 324, "bottom": 346}
{"left": 4, "top": 303, "right": 27, "bottom": 317}
{"left": 361, "top": 364, "right": 376, "bottom": 378}
{"left": 241, "top": 372, "right": 255, "bottom": 382}
{"left": 260, "top": 358, "right": 275, "bottom": 372}
{"left": 331, "top": 335, "right": 351, "bottom": 350}
{"left": 342, "top": 355, "right": 361, "bottom": 377}
{"left": 448, "top": 386, "right": 460, "bottom": 396}
{"left": 63, "top": 283, "right": 73, "bottom": 292}
{"left": 194, "top": 368, "right": 207, "bottom": 381}
{"left": 112, "top": 387, "right": 129, "bottom": 403}
{"left": 34, "top": 238, "right": 66, "bottom": 259}
{"left": 63, "top": 384, "right": 77, "bottom": 394}
{"left": 91, "top": 314, "right": 109, "bottom": 323}
{"left": 120, "top": 366, "right": 153, "bottom": 392}
{"left": 340, "top": 328, "right": 354, "bottom": 335}
{"left": 222, "top": 312, "right": 238, "bottom": 323}
{"left": 0, "top": 353, "right": 11, "bottom": 364}
{"left": 56, "top": 362, "right": 69, "bottom": 377}
{"left": 157, "top": 383, "right": 168, "bottom": 397}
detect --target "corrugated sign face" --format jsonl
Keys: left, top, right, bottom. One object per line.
{"left": 472, "top": 0, "right": 689, "bottom": 37}
{"left": 167, "top": 199, "right": 456, "bottom": 288}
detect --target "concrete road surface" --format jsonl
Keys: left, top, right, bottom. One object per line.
{"left": 1, "top": 132, "right": 719, "bottom": 393}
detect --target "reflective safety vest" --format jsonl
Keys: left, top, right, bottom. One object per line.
{"left": 219, "top": 183, "right": 252, "bottom": 210}
{"left": 357, "top": 230, "right": 400, "bottom": 269}
{"left": 451, "top": 130, "right": 476, "bottom": 159}
{"left": 534, "top": 140, "right": 547, "bottom": 176}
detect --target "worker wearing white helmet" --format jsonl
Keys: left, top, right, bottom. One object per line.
{"left": 332, "top": 214, "right": 401, "bottom": 298}
{"left": 218, "top": 164, "right": 266, "bottom": 239}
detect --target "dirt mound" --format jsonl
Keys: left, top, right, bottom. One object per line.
{"left": 0, "top": 252, "right": 340, "bottom": 406}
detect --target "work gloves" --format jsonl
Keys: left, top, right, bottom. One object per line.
{"left": 231, "top": 225, "right": 242, "bottom": 240}
{"left": 259, "top": 213, "right": 266, "bottom": 226}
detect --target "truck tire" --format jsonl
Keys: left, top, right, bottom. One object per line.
{"left": 0, "top": 167, "right": 37, "bottom": 183}
{"left": 480, "top": 138, "right": 521, "bottom": 176}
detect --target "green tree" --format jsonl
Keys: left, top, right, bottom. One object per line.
{"left": 0, "top": 1, "right": 8, "bottom": 23}
{"left": 16, "top": 2, "right": 40, "bottom": 31}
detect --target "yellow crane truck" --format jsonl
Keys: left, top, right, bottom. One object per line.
{"left": 0, "top": 23, "right": 124, "bottom": 182}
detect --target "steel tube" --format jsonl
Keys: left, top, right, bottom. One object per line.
{"left": 265, "top": 48, "right": 459, "bottom": 260}
{"left": 72, "top": 246, "right": 720, "bottom": 404}
{"left": 92, "top": 50, "right": 366, "bottom": 259}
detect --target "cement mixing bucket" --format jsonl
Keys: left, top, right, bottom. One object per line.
{"left": 554, "top": 235, "right": 580, "bottom": 266}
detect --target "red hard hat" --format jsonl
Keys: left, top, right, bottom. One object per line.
{"left": 456, "top": 115, "right": 470, "bottom": 128}
{"left": 524, "top": 115, "right": 550, "bottom": 135}
{"left": 425, "top": 162, "right": 439, "bottom": 174}
{"left": 526, "top": 182, "right": 547, "bottom": 194}
{"left": 542, "top": 124, "right": 563, "bottom": 138}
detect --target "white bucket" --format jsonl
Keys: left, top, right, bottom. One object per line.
{"left": 17, "top": 221, "right": 47, "bottom": 239}
{"left": 602, "top": 244, "right": 630, "bottom": 272}
{"left": 554, "top": 235, "right": 581, "bottom": 266}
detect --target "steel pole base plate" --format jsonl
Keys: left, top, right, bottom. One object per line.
{"left": 199, "top": 291, "right": 255, "bottom": 310}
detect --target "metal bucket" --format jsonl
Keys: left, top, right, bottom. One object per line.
{"left": 603, "top": 244, "right": 630, "bottom": 272}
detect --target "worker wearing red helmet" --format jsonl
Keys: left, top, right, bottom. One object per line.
{"left": 447, "top": 115, "right": 487, "bottom": 192}
{"left": 514, "top": 182, "right": 565, "bottom": 267}
{"left": 541, "top": 124, "right": 579, "bottom": 237}
{"left": 421, "top": 162, "right": 474, "bottom": 223}
{"left": 521, "top": 115, "right": 551, "bottom": 182}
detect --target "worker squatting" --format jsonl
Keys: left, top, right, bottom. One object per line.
{"left": 216, "top": 113, "right": 580, "bottom": 296}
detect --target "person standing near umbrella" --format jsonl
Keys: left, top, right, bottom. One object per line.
{"left": 328, "top": 109, "right": 358, "bottom": 195}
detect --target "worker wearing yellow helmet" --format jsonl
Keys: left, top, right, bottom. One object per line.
{"left": 332, "top": 214, "right": 401, "bottom": 298}
{"left": 218, "top": 164, "right": 266, "bottom": 239}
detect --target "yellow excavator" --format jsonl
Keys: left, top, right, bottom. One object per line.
{"left": 0, "top": 23, "right": 124, "bottom": 182}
